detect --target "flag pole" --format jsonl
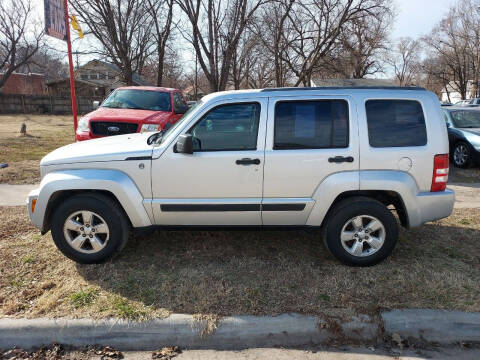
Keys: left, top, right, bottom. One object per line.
{"left": 63, "top": 0, "right": 78, "bottom": 132}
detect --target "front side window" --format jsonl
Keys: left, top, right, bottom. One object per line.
{"left": 366, "top": 100, "right": 427, "bottom": 148}
{"left": 102, "top": 89, "right": 171, "bottom": 111}
{"left": 189, "top": 102, "right": 260, "bottom": 151}
{"left": 274, "top": 100, "right": 349, "bottom": 149}
{"left": 173, "top": 92, "right": 188, "bottom": 114}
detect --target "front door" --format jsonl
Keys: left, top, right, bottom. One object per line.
{"left": 151, "top": 98, "right": 268, "bottom": 225}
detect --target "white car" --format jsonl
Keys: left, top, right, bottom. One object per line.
{"left": 27, "top": 87, "right": 455, "bottom": 266}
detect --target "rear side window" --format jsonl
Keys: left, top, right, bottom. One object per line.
{"left": 365, "top": 100, "right": 427, "bottom": 147}
{"left": 274, "top": 100, "right": 349, "bottom": 149}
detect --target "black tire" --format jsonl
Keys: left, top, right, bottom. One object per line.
{"left": 51, "top": 194, "right": 129, "bottom": 264}
{"left": 323, "top": 197, "right": 398, "bottom": 266}
{"left": 452, "top": 141, "right": 472, "bottom": 168}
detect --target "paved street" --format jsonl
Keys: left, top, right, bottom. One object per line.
{"left": 59, "top": 346, "right": 480, "bottom": 360}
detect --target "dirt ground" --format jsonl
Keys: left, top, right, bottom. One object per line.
{"left": 0, "top": 205, "right": 478, "bottom": 320}
{"left": 0, "top": 115, "right": 74, "bottom": 184}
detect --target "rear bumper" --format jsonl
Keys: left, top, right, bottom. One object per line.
{"left": 408, "top": 189, "right": 455, "bottom": 227}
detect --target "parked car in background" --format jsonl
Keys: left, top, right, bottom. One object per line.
{"left": 28, "top": 86, "right": 454, "bottom": 266}
{"left": 76, "top": 86, "right": 189, "bottom": 141}
{"left": 442, "top": 107, "right": 480, "bottom": 168}
{"left": 440, "top": 101, "right": 453, "bottom": 106}
{"left": 453, "top": 99, "right": 480, "bottom": 107}
{"left": 455, "top": 100, "right": 472, "bottom": 107}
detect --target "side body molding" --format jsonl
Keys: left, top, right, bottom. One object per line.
{"left": 29, "top": 169, "right": 152, "bottom": 231}
{"left": 306, "top": 171, "right": 360, "bottom": 226}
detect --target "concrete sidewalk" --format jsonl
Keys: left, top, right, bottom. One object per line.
{"left": 0, "top": 184, "right": 37, "bottom": 206}
{"left": 1, "top": 183, "right": 480, "bottom": 208}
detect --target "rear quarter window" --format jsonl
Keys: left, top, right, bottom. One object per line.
{"left": 365, "top": 100, "right": 427, "bottom": 147}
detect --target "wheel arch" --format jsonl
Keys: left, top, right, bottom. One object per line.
{"left": 307, "top": 170, "right": 418, "bottom": 228}
{"left": 32, "top": 169, "right": 153, "bottom": 233}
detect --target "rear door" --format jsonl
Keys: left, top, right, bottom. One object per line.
{"left": 262, "top": 95, "right": 359, "bottom": 225}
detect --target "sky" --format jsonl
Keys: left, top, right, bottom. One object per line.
{"left": 391, "top": 0, "right": 458, "bottom": 39}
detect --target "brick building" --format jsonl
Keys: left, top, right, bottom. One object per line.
{"left": 0, "top": 73, "right": 47, "bottom": 95}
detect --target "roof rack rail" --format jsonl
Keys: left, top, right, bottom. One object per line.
{"left": 260, "top": 86, "right": 426, "bottom": 92}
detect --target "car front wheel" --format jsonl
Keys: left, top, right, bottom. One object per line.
{"left": 51, "top": 194, "right": 129, "bottom": 264}
{"left": 323, "top": 197, "right": 398, "bottom": 266}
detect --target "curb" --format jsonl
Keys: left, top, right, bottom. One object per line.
{"left": 0, "top": 310, "right": 479, "bottom": 351}
{"left": 382, "top": 309, "right": 480, "bottom": 344}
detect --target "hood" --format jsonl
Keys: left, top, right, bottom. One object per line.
{"left": 41, "top": 132, "right": 153, "bottom": 166}
{"left": 85, "top": 107, "right": 172, "bottom": 124}
{"left": 459, "top": 128, "right": 480, "bottom": 137}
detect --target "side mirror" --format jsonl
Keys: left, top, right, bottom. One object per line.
{"left": 92, "top": 101, "right": 100, "bottom": 109}
{"left": 446, "top": 122, "right": 451, "bottom": 128}
{"left": 176, "top": 105, "right": 188, "bottom": 115}
{"left": 175, "top": 134, "right": 193, "bottom": 154}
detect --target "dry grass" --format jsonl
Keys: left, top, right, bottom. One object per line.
{"left": 0, "top": 206, "right": 479, "bottom": 320}
{"left": 0, "top": 115, "right": 75, "bottom": 184}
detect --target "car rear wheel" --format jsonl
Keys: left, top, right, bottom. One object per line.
{"left": 323, "top": 197, "right": 398, "bottom": 266}
{"left": 452, "top": 141, "right": 472, "bottom": 168}
{"left": 51, "top": 194, "right": 129, "bottom": 264}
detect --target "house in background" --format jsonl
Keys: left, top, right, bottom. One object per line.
{"left": 47, "top": 60, "right": 152, "bottom": 99}
{"left": 441, "top": 81, "right": 474, "bottom": 104}
{"left": 0, "top": 72, "right": 47, "bottom": 95}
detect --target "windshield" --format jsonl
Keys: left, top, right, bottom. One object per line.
{"left": 102, "top": 89, "right": 171, "bottom": 111}
{"left": 450, "top": 110, "right": 480, "bottom": 128}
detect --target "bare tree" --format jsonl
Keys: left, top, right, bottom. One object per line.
{"left": 147, "top": 0, "right": 174, "bottom": 86}
{"left": 0, "top": 0, "right": 43, "bottom": 89}
{"left": 71, "top": 0, "right": 154, "bottom": 85}
{"left": 177, "top": 0, "right": 267, "bottom": 92}
{"left": 386, "top": 37, "right": 421, "bottom": 86}
{"left": 327, "top": 8, "right": 392, "bottom": 79}
{"left": 275, "top": 0, "right": 391, "bottom": 86}
{"left": 423, "top": 0, "right": 479, "bottom": 99}
{"left": 251, "top": 0, "right": 294, "bottom": 87}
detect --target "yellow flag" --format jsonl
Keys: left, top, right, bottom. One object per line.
{"left": 70, "top": 15, "right": 84, "bottom": 39}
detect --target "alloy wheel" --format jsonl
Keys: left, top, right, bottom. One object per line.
{"left": 63, "top": 210, "right": 110, "bottom": 254}
{"left": 453, "top": 144, "right": 469, "bottom": 166}
{"left": 340, "top": 215, "right": 385, "bottom": 257}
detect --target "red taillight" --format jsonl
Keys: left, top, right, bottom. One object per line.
{"left": 431, "top": 154, "right": 449, "bottom": 192}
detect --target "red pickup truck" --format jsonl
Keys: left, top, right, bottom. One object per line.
{"left": 76, "top": 86, "right": 189, "bottom": 141}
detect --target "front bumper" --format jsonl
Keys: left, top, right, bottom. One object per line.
{"left": 26, "top": 188, "right": 43, "bottom": 231}
{"left": 409, "top": 188, "right": 455, "bottom": 227}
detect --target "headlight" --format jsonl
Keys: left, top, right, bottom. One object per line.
{"left": 77, "top": 117, "right": 89, "bottom": 132}
{"left": 141, "top": 124, "right": 160, "bottom": 133}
